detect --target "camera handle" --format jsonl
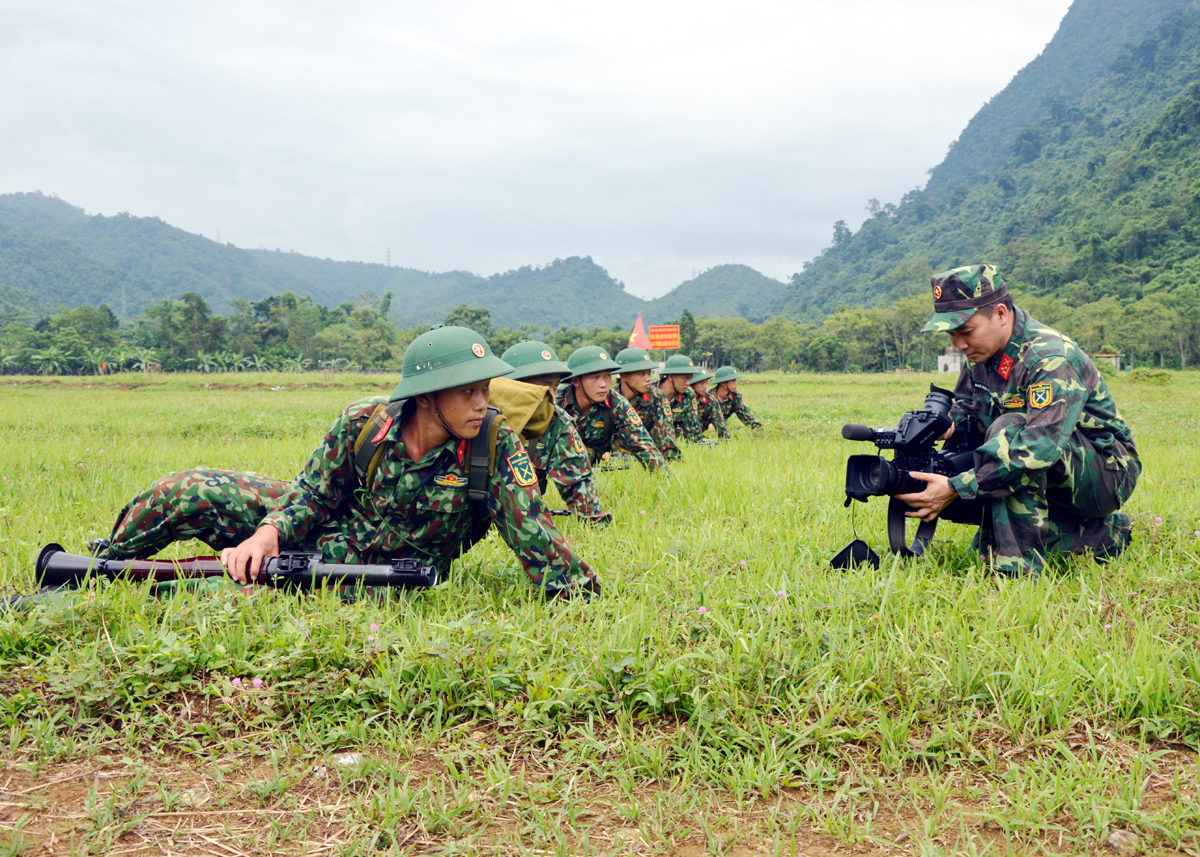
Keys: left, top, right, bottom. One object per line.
{"left": 887, "top": 497, "right": 938, "bottom": 557}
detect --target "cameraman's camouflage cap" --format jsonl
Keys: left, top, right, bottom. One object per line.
{"left": 921, "top": 264, "right": 1009, "bottom": 332}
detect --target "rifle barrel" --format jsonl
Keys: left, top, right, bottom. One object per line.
{"left": 34, "top": 544, "right": 439, "bottom": 590}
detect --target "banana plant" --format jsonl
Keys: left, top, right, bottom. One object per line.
{"left": 32, "top": 346, "right": 71, "bottom": 376}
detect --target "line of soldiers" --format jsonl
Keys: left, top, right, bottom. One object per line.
{"left": 86, "top": 327, "right": 764, "bottom": 599}
{"left": 81, "top": 262, "right": 1141, "bottom": 595}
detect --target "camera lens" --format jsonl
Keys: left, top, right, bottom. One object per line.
{"left": 846, "top": 455, "right": 897, "bottom": 496}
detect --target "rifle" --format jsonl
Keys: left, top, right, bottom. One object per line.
{"left": 600, "top": 453, "right": 632, "bottom": 472}
{"left": 31, "top": 543, "right": 440, "bottom": 591}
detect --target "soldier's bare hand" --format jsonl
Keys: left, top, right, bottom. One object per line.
{"left": 938, "top": 423, "right": 956, "bottom": 442}
{"left": 221, "top": 525, "right": 280, "bottom": 584}
{"left": 895, "top": 473, "right": 958, "bottom": 523}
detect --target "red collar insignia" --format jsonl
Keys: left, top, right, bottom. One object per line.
{"left": 642, "top": 393, "right": 650, "bottom": 402}
{"left": 997, "top": 354, "right": 1013, "bottom": 380}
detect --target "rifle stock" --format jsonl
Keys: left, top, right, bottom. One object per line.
{"left": 34, "top": 543, "right": 440, "bottom": 590}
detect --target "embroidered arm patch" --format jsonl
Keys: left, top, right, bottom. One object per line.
{"left": 507, "top": 450, "right": 537, "bottom": 486}
{"left": 1028, "top": 381, "right": 1053, "bottom": 409}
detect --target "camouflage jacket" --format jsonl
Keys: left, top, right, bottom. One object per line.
{"left": 260, "top": 397, "right": 598, "bottom": 594}
{"left": 528, "top": 403, "right": 608, "bottom": 521}
{"left": 695, "top": 391, "right": 730, "bottom": 439}
{"left": 554, "top": 386, "right": 667, "bottom": 471}
{"left": 719, "top": 391, "right": 762, "bottom": 429}
{"left": 663, "top": 386, "right": 704, "bottom": 443}
{"left": 946, "top": 309, "right": 1139, "bottom": 501}
{"left": 619, "top": 383, "right": 681, "bottom": 460}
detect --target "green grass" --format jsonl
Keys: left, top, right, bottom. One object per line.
{"left": 1, "top": 370, "right": 1198, "bottom": 856}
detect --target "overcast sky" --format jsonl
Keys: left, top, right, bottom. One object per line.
{"left": 1, "top": 0, "right": 1073, "bottom": 298}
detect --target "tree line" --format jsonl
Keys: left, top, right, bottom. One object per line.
{"left": 2, "top": 282, "right": 1198, "bottom": 377}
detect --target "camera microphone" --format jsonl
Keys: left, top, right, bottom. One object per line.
{"left": 841, "top": 424, "right": 875, "bottom": 442}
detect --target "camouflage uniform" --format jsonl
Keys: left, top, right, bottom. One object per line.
{"left": 923, "top": 265, "right": 1139, "bottom": 576}
{"left": 93, "top": 397, "right": 598, "bottom": 595}
{"left": 665, "top": 387, "right": 704, "bottom": 443}
{"left": 621, "top": 384, "right": 681, "bottom": 461}
{"left": 555, "top": 385, "right": 667, "bottom": 471}
{"left": 529, "top": 403, "right": 610, "bottom": 522}
{"left": 720, "top": 391, "right": 762, "bottom": 429}
{"left": 694, "top": 390, "right": 730, "bottom": 439}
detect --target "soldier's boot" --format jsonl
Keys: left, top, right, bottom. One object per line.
{"left": 93, "top": 468, "right": 290, "bottom": 559}
{"left": 1093, "top": 512, "right": 1133, "bottom": 563}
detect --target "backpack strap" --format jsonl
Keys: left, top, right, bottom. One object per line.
{"left": 352, "top": 400, "right": 406, "bottom": 488}
{"left": 466, "top": 406, "right": 502, "bottom": 503}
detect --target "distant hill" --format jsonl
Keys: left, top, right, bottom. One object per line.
{"left": 0, "top": 191, "right": 787, "bottom": 327}
{"left": 649, "top": 265, "right": 784, "bottom": 323}
{"left": 773, "top": 3, "right": 1200, "bottom": 321}
{"left": 0, "top": 193, "right": 332, "bottom": 318}
{"left": 924, "top": 0, "right": 1193, "bottom": 197}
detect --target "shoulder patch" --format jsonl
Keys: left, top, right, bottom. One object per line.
{"left": 434, "top": 473, "right": 467, "bottom": 487}
{"left": 572, "top": 434, "right": 586, "bottom": 455}
{"left": 1029, "top": 381, "right": 1053, "bottom": 409}
{"left": 507, "top": 450, "right": 537, "bottom": 486}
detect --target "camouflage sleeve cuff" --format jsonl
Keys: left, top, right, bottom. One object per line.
{"left": 258, "top": 512, "right": 295, "bottom": 544}
{"left": 948, "top": 470, "right": 978, "bottom": 501}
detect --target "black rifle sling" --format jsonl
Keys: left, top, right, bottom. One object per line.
{"left": 467, "top": 407, "right": 500, "bottom": 502}
{"left": 461, "top": 407, "right": 502, "bottom": 552}
{"left": 887, "top": 497, "right": 938, "bottom": 558}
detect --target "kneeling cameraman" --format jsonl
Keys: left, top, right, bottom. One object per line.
{"left": 896, "top": 264, "right": 1140, "bottom": 576}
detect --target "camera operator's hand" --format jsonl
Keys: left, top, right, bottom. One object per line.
{"left": 938, "top": 423, "right": 956, "bottom": 442}
{"left": 896, "top": 473, "right": 958, "bottom": 523}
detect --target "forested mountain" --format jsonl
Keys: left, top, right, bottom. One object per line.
{"left": 0, "top": 194, "right": 332, "bottom": 319}
{"left": 773, "top": 5, "right": 1200, "bottom": 324}
{"left": 649, "top": 265, "right": 785, "bottom": 323}
{"left": 249, "top": 251, "right": 787, "bottom": 329}
{"left": 0, "top": 191, "right": 788, "bottom": 327}
{"left": 926, "top": 0, "right": 1192, "bottom": 197}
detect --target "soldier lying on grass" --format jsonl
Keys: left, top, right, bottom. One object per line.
{"left": 500, "top": 340, "right": 612, "bottom": 525}
{"left": 88, "top": 326, "right": 600, "bottom": 598}
{"left": 555, "top": 346, "right": 667, "bottom": 472}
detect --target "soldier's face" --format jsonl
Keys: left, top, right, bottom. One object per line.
{"left": 949, "top": 305, "right": 1012, "bottom": 364}
{"left": 661, "top": 374, "right": 688, "bottom": 394}
{"left": 523, "top": 373, "right": 561, "bottom": 388}
{"left": 623, "top": 370, "right": 652, "bottom": 394}
{"left": 691, "top": 379, "right": 709, "bottom": 395}
{"left": 430, "top": 382, "right": 491, "bottom": 438}
{"left": 576, "top": 371, "right": 611, "bottom": 402}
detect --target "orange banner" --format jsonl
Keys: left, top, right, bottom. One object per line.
{"left": 648, "top": 325, "right": 680, "bottom": 349}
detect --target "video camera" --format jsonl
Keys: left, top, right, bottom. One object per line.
{"left": 835, "top": 385, "right": 983, "bottom": 565}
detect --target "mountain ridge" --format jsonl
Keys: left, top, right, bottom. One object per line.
{"left": 0, "top": 192, "right": 787, "bottom": 328}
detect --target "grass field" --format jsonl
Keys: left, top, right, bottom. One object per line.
{"left": 1, "top": 370, "right": 1199, "bottom": 856}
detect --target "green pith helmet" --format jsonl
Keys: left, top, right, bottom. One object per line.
{"left": 564, "top": 345, "right": 621, "bottom": 380}
{"left": 658, "top": 353, "right": 700, "bottom": 376}
{"left": 612, "top": 346, "right": 656, "bottom": 375}
{"left": 713, "top": 366, "right": 740, "bottom": 384}
{"left": 388, "top": 325, "right": 513, "bottom": 401}
{"left": 501, "top": 340, "right": 572, "bottom": 381}
{"left": 689, "top": 369, "right": 714, "bottom": 385}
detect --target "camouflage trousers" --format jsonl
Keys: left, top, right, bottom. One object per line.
{"left": 90, "top": 469, "right": 292, "bottom": 560}
{"left": 970, "top": 413, "right": 1140, "bottom": 576}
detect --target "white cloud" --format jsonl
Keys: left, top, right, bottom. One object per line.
{"left": 0, "top": 0, "right": 1073, "bottom": 297}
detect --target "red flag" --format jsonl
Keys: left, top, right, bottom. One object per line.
{"left": 628, "top": 315, "right": 652, "bottom": 349}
